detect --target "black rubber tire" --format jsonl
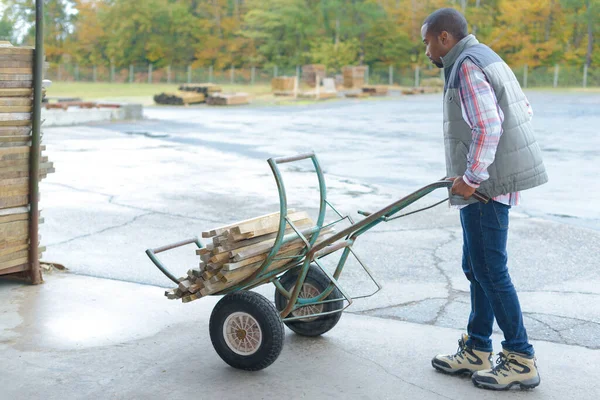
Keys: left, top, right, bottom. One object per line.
{"left": 274, "top": 265, "right": 343, "bottom": 337}
{"left": 209, "top": 291, "right": 284, "bottom": 371}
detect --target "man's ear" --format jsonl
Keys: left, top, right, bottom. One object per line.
{"left": 440, "top": 31, "right": 449, "bottom": 46}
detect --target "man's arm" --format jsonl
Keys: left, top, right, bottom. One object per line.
{"left": 458, "top": 59, "right": 505, "bottom": 188}
{"left": 450, "top": 59, "right": 505, "bottom": 199}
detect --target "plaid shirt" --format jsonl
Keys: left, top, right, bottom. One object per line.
{"left": 457, "top": 59, "right": 524, "bottom": 207}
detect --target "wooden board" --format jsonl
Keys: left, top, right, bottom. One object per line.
{"left": 0, "top": 106, "right": 32, "bottom": 113}
{"left": 0, "top": 126, "right": 30, "bottom": 135}
{"left": 0, "top": 47, "right": 34, "bottom": 55}
{"left": 0, "top": 257, "right": 29, "bottom": 271}
{"left": 0, "top": 68, "right": 32, "bottom": 74}
{"left": 0, "top": 195, "right": 29, "bottom": 209}
{"left": 201, "top": 210, "right": 296, "bottom": 238}
{"left": 0, "top": 81, "right": 33, "bottom": 88}
{"left": 0, "top": 54, "right": 34, "bottom": 62}
{"left": 0, "top": 61, "right": 33, "bottom": 68}
{"left": 0, "top": 74, "right": 33, "bottom": 81}
{"left": 0, "top": 98, "right": 31, "bottom": 107}
{"left": 0, "top": 88, "right": 32, "bottom": 97}
{"left": 0, "top": 219, "right": 28, "bottom": 242}
{"left": 0, "top": 113, "right": 31, "bottom": 122}
{"left": 0, "top": 136, "right": 31, "bottom": 145}
{"left": 0, "top": 120, "right": 30, "bottom": 126}
{"left": 0, "top": 242, "right": 29, "bottom": 257}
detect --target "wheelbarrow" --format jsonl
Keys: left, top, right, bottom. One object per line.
{"left": 145, "top": 152, "right": 489, "bottom": 371}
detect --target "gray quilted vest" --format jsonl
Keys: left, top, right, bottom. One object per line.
{"left": 442, "top": 35, "right": 548, "bottom": 205}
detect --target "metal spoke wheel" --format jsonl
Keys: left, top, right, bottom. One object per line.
{"left": 210, "top": 291, "right": 284, "bottom": 371}
{"left": 275, "top": 265, "right": 343, "bottom": 337}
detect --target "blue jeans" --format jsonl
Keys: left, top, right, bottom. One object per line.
{"left": 460, "top": 201, "right": 534, "bottom": 356}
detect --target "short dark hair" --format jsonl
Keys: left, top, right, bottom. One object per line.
{"left": 423, "top": 8, "right": 468, "bottom": 40}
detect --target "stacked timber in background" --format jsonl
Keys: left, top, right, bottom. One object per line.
{"left": 0, "top": 42, "right": 54, "bottom": 277}
{"left": 362, "top": 85, "right": 389, "bottom": 96}
{"left": 153, "top": 83, "right": 222, "bottom": 105}
{"left": 165, "top": 211, "right": 334, "bottom": 303}
{"left": 271, "top": 76, "right": 296, "bottom": 96}
{"left": 302, "top": 64, "right": 326, "bottom": 87}
{"left": 206, "top": 92, "right": 249, "bottom": 106}
{"left": 343, "top": 66, "right": 367, "bottom": 88}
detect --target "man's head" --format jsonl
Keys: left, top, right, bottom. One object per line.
{"left": 421, "top": 8, "right": 469, "bottom": 68}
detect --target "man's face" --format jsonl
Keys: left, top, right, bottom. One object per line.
{"left": 421, "top": 24, "right": 449, "bottom": 69}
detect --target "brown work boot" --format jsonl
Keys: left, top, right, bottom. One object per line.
{"left": 472, "top": 350, "right": 541, "bottom": 390}
{"left": 431, "top": 334, "right": 493, "bottom": 375}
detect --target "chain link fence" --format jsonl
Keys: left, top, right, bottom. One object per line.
{"left": 45, "top": 63, "right": 599, "bottom": 88}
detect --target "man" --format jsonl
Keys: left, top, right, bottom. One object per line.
{"left": 421, "top": 8, "right": 548, "bottom": 390}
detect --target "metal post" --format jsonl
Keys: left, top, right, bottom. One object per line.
{"left": 93, "top": 65, "right": 97, "bottom": 82}
{"left": 75, "top": 64, "right": 79, "bottom": 81}
{"left": 230, "top": 65, "right": 234, "bottom": 84}
{"left": 167, "top": 65, "right": 171, "bottom": 84}
{"left": 583, "top": 64, "right": 588, "bottom": 88}
{"left": 148, "top": 64, "right": 153, "bottom": 84}
{"left": 209, "top": 65, "right": 213, "bottom": 83}
{"left": 523, "top": 64, "right": 528, "bottom": 88}
{"left": 553, "top": 64, "right": 559, "bottom": 88}
{"left": 251, "top": 66, "right": 255, "bottom": 85}
{"left": 187, "top": 65, "right": 192, "bottom": 84}
{"left": 30, "top": 0, "right": 44, "bottom": 284}
{"left": 110, "top": 59, "right": 115, "bottom": 82}
{"left": 274, "top": 65, "right": 278, "bottom": 78}
{"left": 415, "top": 65, "right": 420, "bottom": 87}
{"left": 389, "top": 65, "right": 393, "bottom": 85}
{"left": 129, "top": 64, "right": 133, "bottom": 83}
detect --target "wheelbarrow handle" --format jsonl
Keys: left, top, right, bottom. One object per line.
{"left": 441, "top": 177, "right": 491, "bottom": 204}
{"left": 271, "top": 152, "right": 315, "bottom": 164}
{"left": 146, "top": 237, "right": 203, "bottom": 285}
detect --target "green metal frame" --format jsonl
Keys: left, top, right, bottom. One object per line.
{"left": 145, "top": 152, "right": 489, "bottom": 322}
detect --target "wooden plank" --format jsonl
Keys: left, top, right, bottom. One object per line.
{"left": 0, "top": 145, "right": 43, "bottom": 156}
{"left": 0, "top": 262, "right": 29, "bottom": 275}
{"left": 0, "top": 160, "right": 52, "bottom": 173}
{"left": 0, "top": 81, "right": 33, "bottom": 89}
{"left": 218, "top": 220, "right": 314, "bottom": 252}
{"left": 0, "top": 219, "right": 28, "bottom": 240}
{"left": 0, "top": 113, "right": 31, "bottom": 122}
{"left": 181, "top": 293, "right": 202, "bottom": 303}
{"left": 0, "top": 136, "right": 31, "bottom": 144}
{"left": 0, "top": 126, "right": 30, "bottom": 135}
{"left": 0, "top": 106, "right": 32, "bottom": 113}
{"left": 232, "top": 211, "right": 309, "bottom": 236}
{"left": 0, "top": 98, "right": 31, "bottom": 106}
{"left": 223, "top": 246, "right": 304, "bottom": 272}
{"left": 0, "top": 170, "right": 49, "bottom": 180}
{"left": 0, "top": 120, "right": 31, "bottom": 126}
{"left": 0, "top": 61, "right": 33, "bottom": 68}
{"left": 0, "top": 249, "right": 28, "bottom": 263}
{"left": 0, "top": 256, "right": 29, "bottom": 271}
{"left": 0, "top": 195, "right": 28, "bottom": 209}
{"left": 0, "top": 47, "right": 34, "bottom": 55}
{"left": 229, "top": 217, "right": 313, "bottom": 241}
{"left": 0, "top": 68, "right": 32, "bottom": 74}
{"left": 0, "top": 88, "right": 32, "bottom": 97}
{"left": 201, "top": 210, "right": 296, "bottom": 238}
{"left": 0, "top": 206, "right": 29, "bottom": 216}
{"left": 0, "top": 156, "right": 48, "bottom": 167}
{"left": 0, "top": 54, "right": 34, "bottom": 62}
{"left": 0, "top": 210, "right": 28, "bottom": 223}
{"left": 0, "top": 243, "right": 28, "bottom": 257}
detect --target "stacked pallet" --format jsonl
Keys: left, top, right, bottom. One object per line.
{"left": 179, "top": 83, "right": 222, "bottom": 97}
{"left": 362, "top": 85, "right": 388, "bottom": 96}
{"left": 153, "top": 91, "right": 205, "bottom": 105}
{"left": 302, "top": 64, "right": 326, "bottom": 87}
{"left": 206, "top": 93, "right": 249, "bottom": 106}
{"left": 343, "top": 66, "right": 367, "bottom": 88}
{"left": 271, "top": 76, "right": 296, "bottom": 96}
{"left": 0, "top": 42, "right": 54, "bottom": 277}
{"left": 166, "top": 211, "right": 334, "bottom": 303}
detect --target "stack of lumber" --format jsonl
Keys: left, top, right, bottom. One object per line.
{"left": 362, "top": 85, "right": 388, "bottom": 96}
{"left": 343, "top": 66, "right": 367, "bottom": 88}
{"left": 345, "top": 91, "right": 370, "bottom": 99}
{"left": 166, "top": 211, "right": 335, "bottom": 303}
{"left": 271, "top": 76, "right": 296, "bottom": 96}
{"left": 302, "top": 64, "right": 326, "bottom": 87}
{"left": 401, "top": 86, "right": 443, "bottom": 95}
{"left": 1, "top": 42, "right": 54, "bottom": 277}
{"left": 179, "top": 83, "right": 222, "bottom": 97}
{"left": 153, "top": 91, "right": 205, "bottom": 105}
{"left": 206, "top": 92, "right": 249, "bottom": 106}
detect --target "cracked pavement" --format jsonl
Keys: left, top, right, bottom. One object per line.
{"left": 39, "top": 91, "right": 600, "bottom": 351}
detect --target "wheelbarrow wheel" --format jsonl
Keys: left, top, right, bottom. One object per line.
{"left": 274, "top": 265, "right": 343, "bottom": 337}
{"left": 209, "top": 291, "right": 284, "bottom": 371}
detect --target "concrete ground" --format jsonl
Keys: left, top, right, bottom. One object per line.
{"left": 2, "top": 91, "right": 599, "bottom": 399}
{"left": 1, "top": 272, "right": 599, "bottom": 400}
